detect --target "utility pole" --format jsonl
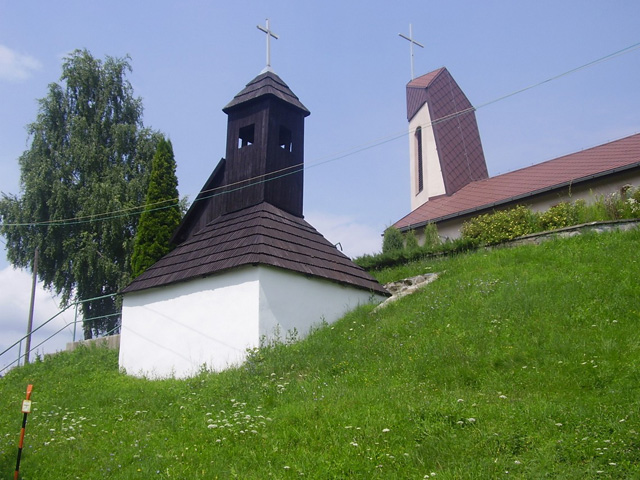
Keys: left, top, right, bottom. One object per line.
{"left": 24, "top": 247, "right": 38, "bottom": 364}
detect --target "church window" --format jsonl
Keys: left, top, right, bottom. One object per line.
{"left": 279, "top": 126, "right": 293, "bottom": 152}
{"left": 238, "top": 124, "right": 255, "bottom": 148}
{"left": 415, "top": 126, "right": 424, "bottom": 193}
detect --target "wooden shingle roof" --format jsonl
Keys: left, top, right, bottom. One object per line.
{"left": 124, "top": 202, "right": 388, "bottom": 296}
{"left": 394, "top": 132, "right": 640, "bottom": 230}
{"left": 223, "top": 70, "right": 310, "bottom": 116}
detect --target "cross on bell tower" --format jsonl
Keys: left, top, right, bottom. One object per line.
{"left": 257, "top": 19, "right": 279, "bottom": 72}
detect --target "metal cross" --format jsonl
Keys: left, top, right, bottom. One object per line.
{"left": 257, "top": 19, "right": 279, "bottom": 71}
{"left": 399, "top": 24, "right": 424, "bottom": 80}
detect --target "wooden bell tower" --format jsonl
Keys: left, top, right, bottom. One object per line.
{"left": 221, "top": 71, "right": 310, "bottom": 217}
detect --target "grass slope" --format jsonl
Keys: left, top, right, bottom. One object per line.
{"left": 1, "top": 229, "right": 639, "bottom": 479}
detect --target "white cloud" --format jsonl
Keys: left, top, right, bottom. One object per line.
{"left": 0, "top": 45, "right": 42, "bottom": 82}
{"left": 0, "top": 266, "right": 74, "bottom": 373}
{"left": 305, "top": 211, "right": 382, "bottom": 259}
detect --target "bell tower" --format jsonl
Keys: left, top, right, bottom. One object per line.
{"left": 221, "top": 70, "right": 310, "bottom": 217}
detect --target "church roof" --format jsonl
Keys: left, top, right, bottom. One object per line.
{"left": 223, "top": 70, "right": 310, "bottom": 116}
{"left": 394, "top": 132, "right": 640, "bottom": 231}
{"left": 123, "top": 201, "right": 388, "bottom": 296}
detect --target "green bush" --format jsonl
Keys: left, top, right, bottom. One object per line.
{"left": 621, "top": 186, "right": 640, "bottom": 218}
{"left": 423, "top": 222, "right": 441, "bottom": 249}
{"left": 538, "top": 200, "right": 585, "bottom": 231}
{"left": 404, "top": 229, "right": 419, "bottom": 251}
{"left": 461, "top": 205, "right": 537, "bottom": 245}
{"left": 382, "top": 226, "right": 405, "bottom": 254}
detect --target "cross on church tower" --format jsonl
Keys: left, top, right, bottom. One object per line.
{"left": 257, "top": 19, "right": 279, "bottom": 72}
{"left": 399, "top": 24, "right": 424, "bottom": 80}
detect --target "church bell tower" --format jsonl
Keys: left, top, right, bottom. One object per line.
{"left": 221, "top": 70, "right": 310, "bottom": 217}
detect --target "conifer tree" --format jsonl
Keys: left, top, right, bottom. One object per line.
{"left": 131, "top": 138, "right": 182, "bottom": 278}
{"left": 382, "top": 226, "right": 405, "bottom": 254}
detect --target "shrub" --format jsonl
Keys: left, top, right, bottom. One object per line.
{"left": 461, "top": 205, "right": 537, "bottom": 245}
{"left": 538, "top": 201, "right": 584, "bottom": 231}
{"left": 621, "top": 186, "right": 640, "bottom": 218}
{"left": 423, "top": 222, "right": 441, "bottom": 250}
{"left": 382, "top": 226, "right": 405, "bottom": 254}
{"left": 404, "top": 229, "right": 419, "bottom": 251}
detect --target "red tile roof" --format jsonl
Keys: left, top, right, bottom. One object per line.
{"left": 124, "top": 202, "right": 388, "bottom": 296}
{"left": 394, "top": 133, "right": 640, "bottom": 230}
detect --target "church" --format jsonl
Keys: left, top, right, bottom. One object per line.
{"left": 393, "top": 67, "right": 640, "bottom": 242}
{"left": 118, "top": 32, "right": 388, "bottom": 378}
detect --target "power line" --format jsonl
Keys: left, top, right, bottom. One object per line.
{"left": 1, "top": 40, "right": 639, "bottom": 230}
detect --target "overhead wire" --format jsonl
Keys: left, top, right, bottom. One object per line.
{"left": 0, "top": 40, "right": 639, "bottom": 230}
{"left": 2, "top": 41, "right": 639, "bottom": 370}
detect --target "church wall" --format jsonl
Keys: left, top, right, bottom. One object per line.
{"left": 119, "top": 267, "right": 261, "bottom": 378}
{"left": 409, "top": 103, "right": 445, "bottom": 211}
{"left": 413, "top": 169, "right": 640, "bottom": 243}
{"left": 256, "top": 266, "right": 385, "bottom": 342}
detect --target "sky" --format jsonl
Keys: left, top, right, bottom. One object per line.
{"left": 1, "top": 0, "right": 639, "bottom": 370}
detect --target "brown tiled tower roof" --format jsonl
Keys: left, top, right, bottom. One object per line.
{"left": 394, "top": 133, "right": 640, "bottom": 230}
{"left": 407, "top": 67, "right": 488, "bottom": 196}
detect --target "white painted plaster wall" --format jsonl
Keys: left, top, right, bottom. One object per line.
{"left": 119, "top": 267, "right": 260, "bottom": 378}
{"left": 409, "top": 103, "right": 445, "bottom": 211}
{"left": 257, "top": 266, "right": 385, "bottom": 342}
{"left": 119, "top": 265, "right": 386, "bottom": 378}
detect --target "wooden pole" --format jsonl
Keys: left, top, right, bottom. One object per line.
{"left": 24, "top": 247, "right": 38, "bottom": 364}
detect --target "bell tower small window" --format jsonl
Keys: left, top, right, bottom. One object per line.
{"left": 238, "top": 124, "right": 255, "bottom": 149}
{"left": 279, "top": 126, "right": 293, "bottom": 153}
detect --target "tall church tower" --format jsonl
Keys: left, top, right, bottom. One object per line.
{"left": 406, "top": 67, "right": 488, "bottom": 210}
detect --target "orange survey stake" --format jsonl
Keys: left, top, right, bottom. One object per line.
{"left": 14, "top": 384, "right": 33, "bottom": 480}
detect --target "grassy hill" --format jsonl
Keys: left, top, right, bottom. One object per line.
{"left": 1, "top": 229, "right": 639, "bottom": 479}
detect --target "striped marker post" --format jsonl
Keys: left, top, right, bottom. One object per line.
{"left": 14, "top": 384, "right": 33, "bottom": 480}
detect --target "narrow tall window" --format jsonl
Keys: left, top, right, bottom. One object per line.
{"left": 415, "top": 126, "right": 424, "bottom": 193}
{"left": 279, "top": 126, "right": 292, "bottom": 152}
{"left": 238, "top": 124, "right": 255, "bottom": 149}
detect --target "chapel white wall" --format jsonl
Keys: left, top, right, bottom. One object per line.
{"left": 119, "top": 267, "right": 260, "bottom": 378}
{"left": 119, "top": 265, "right": 386, "bottom": 379}
{"left": 257, "top": 267, "right": 385, "bottom": 341}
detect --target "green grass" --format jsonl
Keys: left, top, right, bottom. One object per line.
{"left": 1, "top": 229, "right": 640, "bottom": 479}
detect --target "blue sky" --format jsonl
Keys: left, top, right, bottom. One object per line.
{"left": 1, "top": 0, "right": 639, "bottom": 368}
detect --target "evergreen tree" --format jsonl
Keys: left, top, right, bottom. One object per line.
{"left": 382, "top": 226, "right": 405, "bottom": 254}
{"left": 131, "top": 138, "right": 182, "bottom": 278}
{"left": 0, "top": 49, "right": 160, "bottom": 339}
